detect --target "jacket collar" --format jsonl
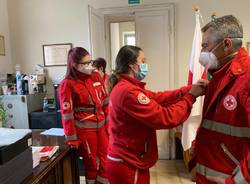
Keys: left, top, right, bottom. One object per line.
{"left": 120, "top": 74, "right": 146, "bottom": 89}
{"left": 211, "top": 48, "right": 250, "bottom": 77}
{"left": 76, "top": 70, "right": 91, "bottom": 80}
{"left": 230, "top": 48, "right": 250, "bottom": 76}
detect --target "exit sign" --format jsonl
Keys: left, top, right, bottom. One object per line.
{"left": 128, "top": 0, "right": 140, "bottom": 5}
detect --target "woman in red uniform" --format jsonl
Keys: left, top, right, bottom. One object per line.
{"left": 59, "top": 47, "right": 108, "bottom": 184}
{"left": 106, "top": 45, "right": 208, "bottom": 184}
{"left": 92, "top": 57, "right": 109, "bottom": 86}
{"left": 92, "top": 58, "right": 110, "bottom": 135}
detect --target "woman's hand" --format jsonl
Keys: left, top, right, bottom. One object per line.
{"left": 196, "top": 79, "right": 209, "bottom": 88}
{"left": 67, "top": 140, "right": 80, "bottom": 149}
{"left": 189, "top": 79, "right": 209, "bottom": 97}
{"left": 189, "top": 85, "right": 205, "bottom": 97}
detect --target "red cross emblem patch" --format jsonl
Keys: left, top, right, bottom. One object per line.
{"left": 63, "top": 102, "right": 71, "bottom": 110}
{"left": 223, "top": 95, "right": 237, "bottom": 111}
{"left": 138, "top": 93, "right": 150, "bottom": 105}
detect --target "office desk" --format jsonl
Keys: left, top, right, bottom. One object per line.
{"left": 21, "top": 131, "right": 79, "bottom": 184}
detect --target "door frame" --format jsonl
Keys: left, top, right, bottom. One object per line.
{"left": 99, "top": 3, "right": 175, "bottom": 89}
{"left": 88, "top": 5, "right": 106, "bottom": 59}
{"left": 89, "top": 3, "right": 177, "bottom": 159}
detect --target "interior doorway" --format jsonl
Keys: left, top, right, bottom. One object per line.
{"left": 89, "top": 3, "right": 176, "bottom": 159}
{"left": 110, "top": 21, "right": 135, "bottom": 70}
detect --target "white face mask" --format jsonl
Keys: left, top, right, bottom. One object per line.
{"left": 77, "top": 64, "right": 95, "bottom": 75}
{"left": 199, "top": 52, "right": 219, "bottom": 70}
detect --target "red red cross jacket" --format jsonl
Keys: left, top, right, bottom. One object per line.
{"left": 58, "top": 71, "right": 108, "bottom": 142}
{"left": 91, "top": 72, "right": 110, "bottom": 132}
{"left": 108, "top": 74, "right": 196, "bottom": 169}
{"left": 195, "top": 48, "right": 250, "bottom": 184}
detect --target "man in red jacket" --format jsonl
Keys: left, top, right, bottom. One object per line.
{"left": 194, "top": 15, "right": 250, "bottom": 184}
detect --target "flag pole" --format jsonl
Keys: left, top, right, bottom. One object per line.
{"left": 193, "top": 6, "right": 204, "bottom": 24}
{"left": 211, "top": 12, "right": 217, "bottom": 21}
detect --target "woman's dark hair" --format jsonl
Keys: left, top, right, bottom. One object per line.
{"left": 65, "top": 47, "right": 89, "bottom": 79}
{"left": 108, "top": 45, "right": 142, "bottom": 92}
{"left": 92, "top": 57, "right": 107, "bottom": 73}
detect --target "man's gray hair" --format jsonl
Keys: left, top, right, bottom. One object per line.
{"left": 202, "top": 15, "right": 243, "bottom": 49}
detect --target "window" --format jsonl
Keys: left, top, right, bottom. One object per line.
{"left": 123, "top": 32, "right": 135, "bottom": 46}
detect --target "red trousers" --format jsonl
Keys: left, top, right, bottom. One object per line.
{"left": 77, "top": 126, "right": 108, "bottom": 184}
{"left": 106, "top": 157, "right": 150, "bottom": 184}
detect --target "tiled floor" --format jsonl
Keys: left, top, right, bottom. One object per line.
{"left": 80, "top": 160, "right": 194, "bottom": 184}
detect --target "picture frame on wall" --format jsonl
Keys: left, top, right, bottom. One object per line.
{"left": 43, "top": 43, "right": 73, "bottom": 66}
{"left": 0, "top": 35, "right": 5, "bottom": 56}
{"left": 247, "top": 42, "right": 250, "bottom": 54}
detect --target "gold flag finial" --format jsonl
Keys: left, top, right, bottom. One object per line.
{"left": 193, "top": 6, "right": 199, "bottom": 12}
{"left": 211, "top": 13, "right": 216, "bottom": 21}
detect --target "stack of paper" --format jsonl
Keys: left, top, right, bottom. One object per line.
{"left": 40, "top": 128, "right": 64, "bottom": 136}
{"left": 32, "top": 148, "right": 40, "bottom": 168}
{"left": 32, "top": 146, "right": 59, "bottom": 162}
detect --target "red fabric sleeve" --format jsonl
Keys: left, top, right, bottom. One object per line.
{"left": 234, "top": 96, "right": 250, "bottom": 183}
{"left": 238, "top": 152, "right": 250, "bottom": 183}
{"left": 58, "top": 80, "right": 77, "bottom": 141}
{"left": 225, "top": 177, "right": 235, "bottom": 184}
{"left": 229, "top": 96, "right": 250, "bottom": 183}
{"left": 146, "top": 85, "right": 192, "bottom": 106}
{"left": 122, "top": 88, "right": 196, "bottom": 129}
{"left": 238, "top": 96, "right": 250, "bottom": 183}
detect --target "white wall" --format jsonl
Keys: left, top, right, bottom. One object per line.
{"left": 7, "top": 0, "right": 250, "bottom": 96}
{"left": 7, "top": 0, "right": 90, "bottom": 96}
{"left": 88, "top": 0, "right": 250, "bottom": 87}
{"left": 0, "top": 0, "right": 12, "bottom": 74}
